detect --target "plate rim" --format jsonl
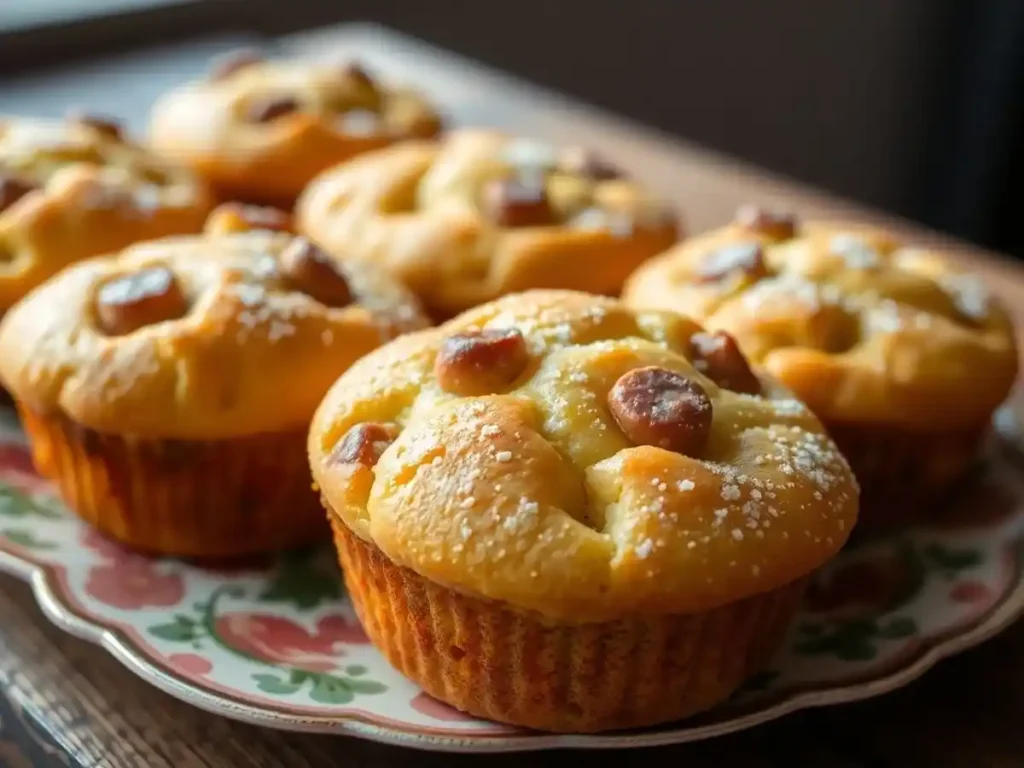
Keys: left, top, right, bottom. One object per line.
{"left": 3, "top": 531, "right": 1024, "bottom": 754}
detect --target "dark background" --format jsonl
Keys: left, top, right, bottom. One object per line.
{"left": 2, "top": 0, "right": 1022, "bottom": 259}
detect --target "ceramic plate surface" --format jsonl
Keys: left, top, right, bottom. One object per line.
{"left": 1, "top": 408, "right": 1023, "bottom": 753}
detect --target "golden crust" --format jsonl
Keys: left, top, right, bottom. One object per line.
{"left": 623, "top": 219, "right": 1019, "bottom": 431}
{"left": 147, "top": 57, "right": 442, "bottom": 205}
{"left": 0, "top": 231, "right": 429, "bottom": 439}
{"left": 0, "top": 115, "right": 212, "bottom": 312}
{"left": 309, "top": 290, "right": 857, "bottom": 623}
{"left": 295, "top": 129, "right": 680, "bottom": 318}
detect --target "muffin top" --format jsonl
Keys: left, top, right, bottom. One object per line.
{"left": 0, "top": 113, "right": 212, "bottom": 310}
{"left": 296, "top": 129, "right": 680, "bottom": 318}
{"left": 148, "top": 52, "right": 442, "bottom": 203}
{"left": 623, "top": 208, "right": 1019, "bottom": 431}
{"left": 310, "top": 290, "right": 857, "bottom": 622}
{"left": 0, "top": 227, "right": 429, "bottom": 439}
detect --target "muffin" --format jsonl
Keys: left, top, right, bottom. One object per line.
{"left": 309, "top": 290, "right": 857, "bottom": 732}
{"left": 296, "top": 129, "right": 680, "bottom": 320}
{"left": 0, "top": 112, "right": 212, "bottom": 315}
{"left": 148, "top": 51, "right": 443, "bottom": 208}
{"left": 0, "top": 221, "right": 429, "bottom": 557}
{"left": 623, "top": 207, "right": 1018, "bottom": 526}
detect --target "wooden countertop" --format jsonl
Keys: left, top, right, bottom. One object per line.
{"left": 1, "top": 22, "right": 1023, "bottom": 767}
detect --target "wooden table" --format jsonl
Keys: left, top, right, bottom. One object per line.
{"left": 2, "top": 23, "right": 1024, "bottom": 767}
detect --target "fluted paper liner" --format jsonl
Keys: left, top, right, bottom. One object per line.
{"left": 829, "top": 421, "right": 985, "bottom": 529}
{"left": 330, "top": 513, "right": 808, "bottom": 733}
{"left": 18, "top": 406, "right": 327, "bottom": 557}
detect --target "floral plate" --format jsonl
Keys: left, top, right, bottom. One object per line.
{"left": 1, "top": 408, "right": 1024, "bottom": 753}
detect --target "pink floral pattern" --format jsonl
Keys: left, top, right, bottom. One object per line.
{"left": 85, "top": 560, "right": 185, "bottom": 610}
{"left": 0, "top": 403, "right": 1020, "bottom": 748}
{"left": 80, "top": 526, "right": 132, "bottom": 562}
{"left": 950, "top": 581, "right": 994, "bottom": 605}
{"left": 214, "top": 614, "right": 369, "bottom": 672}
{"left": 0, "top": 445, "right": 48, "bottom": 495}
{"left": 168, "top": 653, "right": 213, "bottom": 677}
{"left": 0, "top": 469, "right": 47, "bottom": 495}
{"left": 0, "top": 444, "right": 39, "bottom": 476}
{"left": 409, "top": 692, "right": 476, "bottom": 722}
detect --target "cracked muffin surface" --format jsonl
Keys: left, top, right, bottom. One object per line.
{"left": 297, "top": 129, "right": 680, "bottom": 319}
{"left": 0, "top": 225, "right": 429, "bottom": 439}
{"left": 0, "top": 220, "right": 429, "bottom": 557}
{"left": 148, "top": 52, "right": 442, "bottom": 206}
{"left": 623, "top": 208, "right": 1017, "bottom": 525}
{"left": 310, "top": 289, "right": 857, "bottom": 622}
{"left": 622, "top": 208, "right": 1017, "bottom": 432}
{"left": 0, "top": 113, "right": 212, "bottom": 313}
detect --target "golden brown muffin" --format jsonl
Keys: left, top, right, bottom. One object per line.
{"left": 309, "top": 290, "right": 857, "bottom": 732}
{"left": 148, "top": 51, "right": 443, "bottom": 208}
{"left": 0, "top": 112, "right": 212, "bottom": 314}
{"left": 623, "top": 207, "right": 1019, "bottom": 526}
{"left": 0, "top": 219, "right": 429, "bottom": 557}
{"left": 296, "top": 129, "right": 680, "bottom": 320}
{"left": 203, "top": 200, "right": 295, "bottom": 236}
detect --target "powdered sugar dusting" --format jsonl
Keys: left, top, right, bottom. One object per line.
{"left": 741, "top": 273, "right": 842, "bottom": 315}
{"left": 830, "top": 234, "right": 881, "bottom": 269}
{"left": 227, "top": 282, "right": 306, "bottom": 344}
{"left": 940, "top": 273, "right": 990, "bottom": 321}
{"left": 340, "top": 288, "right": 862, "bottom": 599}
{"left": 635, "top": 537, "right": 654, "bottom": 559}
{"left": 766, "top": 398, "right": 809, "bottom": 417}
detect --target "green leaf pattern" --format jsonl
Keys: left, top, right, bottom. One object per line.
{"left": 0, "top": 487, "right": 61, "bottom": 520}
{"left": 0, "top": 486, "right": 62, "bottom": 549}
{"left": 794, "top": 616, "right": 920, "bottom": 661}
{"left": 2, "top": 528, "right": 56, "bottom": 551}
{"left": 792, "top": 538, "right": 984, "bottom": 662}
{"left": 251, "top": 670, "right": 387, "bottom": 703}
{"left": 0, "top": 457, "right": 1006, "bottom": 721}
{"left": 145, "top": 580, "right": 388, "bottom": 704}
{"left": 253, "top": 673, "right": 302, "bottom": 695}
{"left": 923, "top": 543, "right": 983, "bottom": 578}
{"left": 149, "top": 615, "right": 203, "bottom": 642}
{"left": 257, "top": 552, "right": 342, "bottom": 611}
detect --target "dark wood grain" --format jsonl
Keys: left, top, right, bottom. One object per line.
{"left": 1, "top": 22, "right": 1023, "bottom": 767}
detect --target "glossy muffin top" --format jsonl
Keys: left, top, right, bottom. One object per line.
{"left": 310, "top": 290, "right": 857, "bottom": 622}
{"left": 623, "top": 207, "right": 1019, "bottom": 431}
{"left": 0, "top": 226, "right": 429, "bottom": 439}
{"left": 0, "top": 113, "right": 212, "bottom": 311}
{"left": 296, "top": 129, "right": 680, "bottom": 318}
{"left": 148, "top": 52, "right": 443, "bottom": 205}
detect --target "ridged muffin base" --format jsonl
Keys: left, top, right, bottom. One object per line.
{"left": 329, "top": 512, "right": 808, "bottom": 733}
{"left": 18, "top": 405, "right": 328, "bottom": 558}
{"left": 829, "top": 421, "right": 986, "bottom": 530}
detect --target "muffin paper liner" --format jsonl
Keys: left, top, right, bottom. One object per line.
{"left": 828, "top": 421, "right": 986, "bottom": 530}
{"left": 330, "top": 512, "right": 807, "bottom": 733}
{"left": 18, "top": 406, "right": 327, "bottom": 558}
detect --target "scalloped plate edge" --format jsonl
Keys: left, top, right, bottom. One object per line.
{"left": 3, "top": 539, "right": 1024, "bottom": 754}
